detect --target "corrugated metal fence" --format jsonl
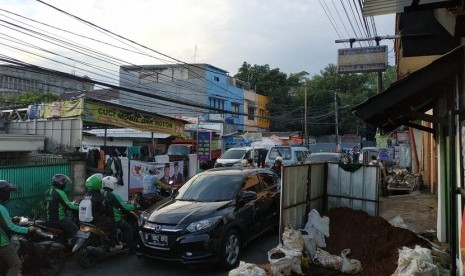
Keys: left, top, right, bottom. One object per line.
{"left": 1, "top": 155, "right": 71, "bottom": 217}
{"left": 280, "top": 162, "right": 379, "bottom": 231}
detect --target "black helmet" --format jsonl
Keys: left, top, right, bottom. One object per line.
{"left": 199, "top": 161, "right": 208, "bottom": 170}
{"left": 0, "top": 180, "right": 17, "bottom": 202}
{"left": 52, "top": 174, "right": 72, "bottom": 190}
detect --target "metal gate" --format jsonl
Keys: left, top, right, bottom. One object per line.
{"left": 0, "top": 155, "right": 70, "bottom": 217}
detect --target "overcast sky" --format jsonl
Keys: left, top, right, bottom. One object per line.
{"left": 2, "top": 0, "right": 395, "bottom": 79}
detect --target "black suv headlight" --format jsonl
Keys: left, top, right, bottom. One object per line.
{"left": 138, "top": 211, "right": 148, "bottom": 227}
{"left": 186, "top": 216, "right": 222, "bottom": 233}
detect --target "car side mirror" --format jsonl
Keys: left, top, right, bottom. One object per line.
{"left": 240, "top": 191, "right": 257, "bottom": 203}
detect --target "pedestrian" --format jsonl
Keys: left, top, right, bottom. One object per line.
{"left": 352, "top": 145, "right": 360, "bottom": 163}
{"left": 369, "top": 155, "right": 388, "bottom": 196}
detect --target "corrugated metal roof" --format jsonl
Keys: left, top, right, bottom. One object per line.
{"left": 362, "top": 0, "right": 451, "bottom": 16}
{"left": 84, "top": 128, "right": 171, "bottom": 139}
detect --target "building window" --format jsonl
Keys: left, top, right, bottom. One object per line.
{"left": 248, "top": 107, "right": 255, "bottom": 120}
{"left": 209, "top": 97, "right": 225, "bottom": 112}
{"left": 214, "top": 76, "right": 220, "bottom": 82}
{"left": 232, "top": 103, "right": 240, "bottom": 118}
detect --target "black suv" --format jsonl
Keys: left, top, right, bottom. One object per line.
{"left": 136, "top": 167, "right": 280, "bottom": 269}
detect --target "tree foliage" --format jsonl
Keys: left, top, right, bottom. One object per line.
{"left": 234, "top": 62, "right": 397, "bottom": 139}
{"left": 0, "top": 92, "right": 59, "bottom": 109}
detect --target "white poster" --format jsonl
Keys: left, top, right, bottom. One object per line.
{"left": 129, "top": 160, "right": 184, "bottom": 193}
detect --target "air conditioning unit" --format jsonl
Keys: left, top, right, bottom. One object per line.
{"left": 208, "top": 113, "right": 225, "bottom": 121}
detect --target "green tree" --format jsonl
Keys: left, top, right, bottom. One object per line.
{"left": 0, "top": 92, "right": 59, "bottom": 109}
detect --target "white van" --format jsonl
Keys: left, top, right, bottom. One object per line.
{"left": 214, "top": 147, "right": 268, "bottom": 168}
{"left": 264, "top": 146, "right": 309, "bottom": 167}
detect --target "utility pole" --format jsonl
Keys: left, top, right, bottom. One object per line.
{"left": 334, "top": 90, "right": 339, "bottom": 152}
{"left": 304, "top": 85, "right": 307, "bottom": 147}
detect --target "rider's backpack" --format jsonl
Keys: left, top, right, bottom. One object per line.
{"left": 79, "top": 196, "right": 93, "bottom": 222}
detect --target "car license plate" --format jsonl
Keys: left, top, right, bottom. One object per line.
{"left": 76, "top": 231, "right": 90, "bottom": 239}
{"left": 144, "top": 233, "right": 168, "bottom": 246}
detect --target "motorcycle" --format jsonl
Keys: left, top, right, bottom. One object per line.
{"left": 72, "top": 210, "right": 140, "bottom": 268}
{"left": 0, "top": 216, "right": 66, "bottom": 276}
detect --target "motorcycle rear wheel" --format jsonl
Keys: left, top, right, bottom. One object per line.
{"left": 38, "top": 248, "right": 66, "bottom": 276}
{"left": 76, "top": 239, "right": 99, "bottom": 268}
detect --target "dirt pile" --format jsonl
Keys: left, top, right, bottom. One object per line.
{"left": 302, "top": 207, "right": 431, "bottom": 276}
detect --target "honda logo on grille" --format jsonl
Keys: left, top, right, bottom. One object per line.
{"left": 153, "top": 224, "right": 162, "bottom": 233}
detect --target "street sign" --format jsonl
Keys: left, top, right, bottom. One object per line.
{"left": 337, "top": 46, "right": 388, "bottom": 73}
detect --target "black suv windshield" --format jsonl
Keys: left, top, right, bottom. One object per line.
{"left": 176, "top": 174, "right": 243, "bottom": 202}
{"left": 220, "top": 149, "right": 247, "bottom": 159}
{"left": 167, "top": 145, "right": 190, "bottom": 155}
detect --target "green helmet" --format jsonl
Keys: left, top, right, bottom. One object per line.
{"left": 85, "top": 173, "right": 103, "bottom": 191}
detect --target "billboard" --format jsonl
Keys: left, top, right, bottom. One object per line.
{"left": 337, "top": 46, "right": 388, "bottom": 73}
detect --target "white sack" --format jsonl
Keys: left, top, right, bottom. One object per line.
{"left": 306, "top": 209, "right": 330, "bottom": 237}
{"left": 392, "top": 245, "right": 439, "bottom": 276}
{"left": 281, "top": 224, "right": 305, "bottom": 251}
{"left": 268, "top": 247, "right": 292, "bottom": 276}
{"left": 228, "top": 261, "right": 267, "bottom": 276}
{"left": 340, "top": 249, "right": 363, "bottom": 274}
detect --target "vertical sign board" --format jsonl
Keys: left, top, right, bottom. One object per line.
{"left": 337, "top": 46, "right": 388, "bottom": 73}
{"left": 197, "top": 131, "right": 211, "bottom": 161}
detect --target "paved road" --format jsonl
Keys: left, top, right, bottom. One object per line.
{"left": 62, "top": 231, "right": 279, "bottom": 276}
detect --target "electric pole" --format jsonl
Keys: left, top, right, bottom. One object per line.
{"left": 304, "top": 85, "right": 307, "bottom": 147}
{"left": 334, "top": 90, "right": 339, "bottom": 152}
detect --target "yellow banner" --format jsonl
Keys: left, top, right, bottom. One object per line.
{"left": 44, "top": 98, "right": 84, "bottom": 119}
{"left": 83, "top": 101, "right": 185, "bottom": 136}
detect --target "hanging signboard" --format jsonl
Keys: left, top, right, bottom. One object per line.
{"left": 337, "top": 45, "right": 388, "bottom": 73}
{"left": 82, "top": 100, "right": 185, "bottom": 136}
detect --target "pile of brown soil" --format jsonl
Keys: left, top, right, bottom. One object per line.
{"left": 302, "top": 207, "right": 431, "bottom": 276}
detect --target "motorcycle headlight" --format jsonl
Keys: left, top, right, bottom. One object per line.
{"left": 186, "top": 216, "right": 222, "bottom": 233}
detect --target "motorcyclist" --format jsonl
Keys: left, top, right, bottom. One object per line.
{"left": 0, "top": 180, "right": 36, "bottom": 276}
{"left": 142, "top": 165, "right": 171, "bottom": 202}
{"left": 45, "top": 174, "right": 79, "bottom": 241}
{"left": 83, "top": 173, "right": 119, "bottom": 251}
{"left": 102, "top": 176, "right": 136, "bottom": 253}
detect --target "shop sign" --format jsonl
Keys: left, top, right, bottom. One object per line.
{"left": 197, "top": 131, "right": 211, "bottom": 161}
{"left": 83, "top": 100, "right": 184, "bottom": 136}
{"left": 337, "top": 46, "right": 388, "bottom": 73}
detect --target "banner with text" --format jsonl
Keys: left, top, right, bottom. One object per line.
{"left": 83, "top": 100, "right": 185, "bottom": 136}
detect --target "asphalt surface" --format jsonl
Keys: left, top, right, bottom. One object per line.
{"left": 62, "top": 230, "right": 279, "bottom": 276}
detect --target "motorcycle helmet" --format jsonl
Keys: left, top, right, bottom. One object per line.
{"left": 85, "top": 173, "right": 103, "bottom": 191}
{"left": 102, "top": 176, "right": 118, "bottom": 190}
{"left": 52, "top": 174, "right": 72, "bottom": 190}
{"left": 0, "top": 180, "right": 17, "bottom": 203}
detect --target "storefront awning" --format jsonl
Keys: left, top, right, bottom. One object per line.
{"left": 352, "top": 45, "right": 464, "bottom": 132}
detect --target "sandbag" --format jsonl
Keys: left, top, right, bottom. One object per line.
{"left": 268, "top": 248, "right": 292, "bottom": 276}
{"left": 305, "top": 209, "right": 330, "bottom": 237}
{"left": 281, "top": 224, "right": 304, "bottom": 251}
{"left": 305, "top": 225, "right": 326, "bottom": 248}
{"left": 228, "top": 261, "right": 267, "bottom": 276}
{"left": 340, "top": 249, "right": 363, "bottom": 274}
{"left": 301, "top": 232, "right": 316, "bottom": 259}
{"left": 312, "top": 248, "right": 343, "bottom": 271}
{"left": 392, "top": 245, "right": 439, "bottom": 276}
{"left": 280, "top": 248, "right": 303, "bottom": 275}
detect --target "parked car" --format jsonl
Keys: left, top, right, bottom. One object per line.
{"left": 305, "top": 152, "right": 341, "bottom": 164}
{"left": 136, "top": 167, "right": 280, "bottom": 269}
{"left": 264, "top": 146, "right": 309, "bottom": 167}
{"left": 214, "top": 147, "right": 268, "bottom": 168}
